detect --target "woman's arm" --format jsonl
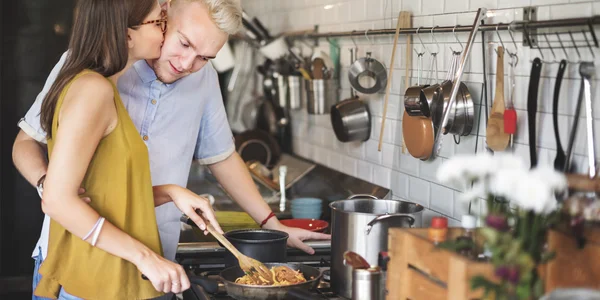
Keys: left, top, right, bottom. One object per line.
{"left": 41, "top": 73, "right": 189, "bottom": 294}
{"left": 152, "top": 184, "right": 223, "bottom": 234}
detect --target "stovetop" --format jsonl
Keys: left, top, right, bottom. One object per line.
{"left": 182, "top": 268, "right": 346, "bottom": 300}
{"left": 177, "top": 241, "right": 346, "bottom": 300}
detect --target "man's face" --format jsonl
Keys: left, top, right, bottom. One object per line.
{"left": 150, "top": 1, "right": 228, "bottom": 83}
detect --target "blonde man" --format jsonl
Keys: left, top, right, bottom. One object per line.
{"left": 15, "top": 0, "right": 330, "bottom": 298}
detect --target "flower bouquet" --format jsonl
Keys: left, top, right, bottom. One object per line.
{"left": 437, "top": 153, "right": 568, "bottom": 300}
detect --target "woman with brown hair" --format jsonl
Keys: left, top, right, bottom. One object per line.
{"left": 33, "top": 0, "right": 210, "bottom": 298}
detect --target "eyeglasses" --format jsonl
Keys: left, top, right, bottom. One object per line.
{"left": 133, "top": 10, "right": 168, "bottom": 33}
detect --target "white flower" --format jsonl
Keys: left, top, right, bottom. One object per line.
{"left": 488, "top": 166, "right": 566, "bottom": 215}
{"left": 437, "top": 153, "right": 563, "bottom": 215}
{"left": 530, "top": 166, "right": 568, "bottom": 192}
{"left": 493, "top": 152, "right": 527, "bottom": 171}
{"left": 437, "top": 153, "right": 528, "bottom": 185}
{"left": 459, "top": 180, "right": 487, "bottom": 203}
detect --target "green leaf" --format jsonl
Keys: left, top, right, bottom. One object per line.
{"left": 480, "top": 227, "right": 500, "bottom": 244}
{"left": 540, "top": 251, "right": 556, "bottom": 264}
{"left": 516, "top": 283, "right": 531, "bottom": 299}
{"left": 533, "top": 279, "right": 545, "bottom": 297}
{"left": 436, "top": 239, "right": 475, "bottom": 252}
{"left": 471, "top": 276, "right": 504, "bottom": 297}
{"left": 504, "top": 240, "right": 523, "bottom": 262}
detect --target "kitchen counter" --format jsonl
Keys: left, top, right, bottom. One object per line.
{"left": 180, "top": 154, "right": 391, "bottom": 245}
{"left": 185, "top": 155, "right": 390, "bottom": 219}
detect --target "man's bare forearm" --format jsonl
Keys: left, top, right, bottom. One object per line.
{"left": 207, "top": 152, "right": 274, "bottom": 224}
{"left": 12, "top": 130, "right": 48, "bottom": 187}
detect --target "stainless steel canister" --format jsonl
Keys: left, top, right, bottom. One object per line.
{"left": 287, "top": 76, "right": 306, "bottom": 110}
{"left": 275, "top": 74, "right": 288, "bottom": 108}
{"left": 306, "top": 79, "right": 338, "bottom": 115}
{"left": 352, "top": 268, "right": 383, "bottom": 300}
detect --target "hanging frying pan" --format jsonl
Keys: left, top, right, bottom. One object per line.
{"left": 402, "top": 111, "right": 435, "bottom": 160}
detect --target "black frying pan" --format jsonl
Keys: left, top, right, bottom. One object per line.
{"left": 143, "top": 263, "right": 321, "bottom": 300}
{"left": 219, "top": 263, "right": 322, "bottom": 300}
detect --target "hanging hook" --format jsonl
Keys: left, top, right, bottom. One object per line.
{"left": 450, "top": 25, "right": 463, "bottom": 54}
{"left": 430, "top": 26, "right": 440, "bottom": 55}
{"left": 581, "top": 29, "right": 596, "bottom": 60}
{"left": 414, "top": 27, "right": 427, "bottom": 56}
{"left": 506, "top": 22, "right": 519, "bottom": 66}
{"left": 555, "top": 32, "right": 577, "bottom": 64}
{"left": 494, "top": 23, "right": 505, "bottom": 55}
{"left": 543, "top": 33, "right": 557, "bottom": 63}
{"left": 364, "top": 29, "right": 374, "bottom": 45}
{"left": 568, "top": 31, "right": 582, "bottom": 63}
{"left": 350, "top": 30, "right": 359, "bottom": 57}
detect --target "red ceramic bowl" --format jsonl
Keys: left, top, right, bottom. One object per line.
{"left": 280, "top": 219, "right": 329, "bottom": 232}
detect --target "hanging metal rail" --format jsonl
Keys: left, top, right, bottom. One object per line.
{"left": 284, "top": 16, "right": 600, "bottom": 39}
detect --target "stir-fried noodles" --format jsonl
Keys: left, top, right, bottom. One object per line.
{"left": 235, "top": 266, "right": 309, "bottom": 286}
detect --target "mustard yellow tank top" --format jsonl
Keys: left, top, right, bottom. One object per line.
{"left": 35, "top": 70, "right": 163, "bottom": 299}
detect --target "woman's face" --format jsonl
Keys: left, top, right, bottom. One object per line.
{"left": 129, "top": 2, "right": 166, "bottom": 61}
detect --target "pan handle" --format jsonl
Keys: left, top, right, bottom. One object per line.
{"left": 286, "top": 287, "right": 328, "bottom": 300}
{"left": 141, "top": 273, "right": 220, "bottom": 294}
{"left": 365, "top": 213, "right": 415, "bottom": 235}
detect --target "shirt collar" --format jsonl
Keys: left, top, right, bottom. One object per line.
{"left": 133, "top": 60, "right": 157, "bottom": 83}
{"left": 133, "top": 60, "right": 172, "bottom": 87}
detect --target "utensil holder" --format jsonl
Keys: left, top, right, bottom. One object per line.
{"left": 305, "top": 79, "right": 339, "bottom": 115}
{"left": 288, "top": 76, "right": 306, "bottom": 110}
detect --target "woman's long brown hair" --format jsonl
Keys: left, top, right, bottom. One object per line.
{"left": 40, "top": 0, "right": 157, "bottom": 138}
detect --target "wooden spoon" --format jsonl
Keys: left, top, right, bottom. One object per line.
{"left": 343, "top": 251, "right": 370, "bottom": 269}
{"left": 486, "top": 46, "right": 510, "bottom": 151}
{"left": 311, "top": 58, "right": 325, "bottom": 80}
{"left": 206, "top": 224, "right": 275, "bottom": 284}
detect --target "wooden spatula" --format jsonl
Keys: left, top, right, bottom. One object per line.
{"left": 206, "top": 224, "right": 274, "bottom": 284}
{"left": 486, "top": 46, "right": 510, "bottom": 151}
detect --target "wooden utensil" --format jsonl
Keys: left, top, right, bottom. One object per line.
{"left": 206, "top": 224, "right": 275, "bottom": 284}
{"left": 343, "top": 251, "right": 370, "bottom": 269}
{"left": 402, "top": 12, "right": 412, "bottom": 154}
{"left": 379, "top": 11, "right": 410, "bottom": 151}
{"left": 311, "top": 58, "right": 325, "bottom": 80}
{"left": 486, "top": 46, "right": 510, "bottom": 152}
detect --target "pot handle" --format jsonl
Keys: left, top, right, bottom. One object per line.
{"left": 348, "top": 194, "right": 378, "bottom": 200}
{"left": 365, "top": 213, "right": 415, "bottom": 235}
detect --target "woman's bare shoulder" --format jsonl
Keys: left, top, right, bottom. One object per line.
{"left": 63, "top": 71, "right": 115, "bottom": 111}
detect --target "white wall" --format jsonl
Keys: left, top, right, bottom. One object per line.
{"left": 240, "top": 0, "right": 600, "bottom": 226}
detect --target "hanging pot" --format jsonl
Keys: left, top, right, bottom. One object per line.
{"left": 331, "top": 96, "right": 371, "bottom": 142}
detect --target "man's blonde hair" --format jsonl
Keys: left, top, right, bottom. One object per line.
{"left": 170, "top": 0, "right": 242, "bottom": 35}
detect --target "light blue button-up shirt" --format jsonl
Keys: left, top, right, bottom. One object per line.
{"left": 21, "top": 51, "right": 235, "bottom": 261}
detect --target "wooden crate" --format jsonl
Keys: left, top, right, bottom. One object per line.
{"left": 387, "top": 228, "right": 496, "bottom": 300}
{"left": 544, "top": 228, "right": 600, "bottom": 291}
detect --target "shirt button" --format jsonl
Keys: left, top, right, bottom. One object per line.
{"left": 143, "top": 135, "right": 149, "bottom": 141}
{"left": 151, "top": 99, "right": 157, "bottom": 105}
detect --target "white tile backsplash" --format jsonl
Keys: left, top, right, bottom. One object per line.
{"left": 242, "top": 0, "right": 600, "bottom": 225}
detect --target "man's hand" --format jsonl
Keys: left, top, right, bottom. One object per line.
{"left": 264, "top": 221, "right": 331, "bottom": 255}
{"left": 168, "top": 186, "right": 224, "bottom": 235}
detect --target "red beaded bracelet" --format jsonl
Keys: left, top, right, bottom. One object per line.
{"left": 259, "top": 212, "right": 276, "bottom": 228}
